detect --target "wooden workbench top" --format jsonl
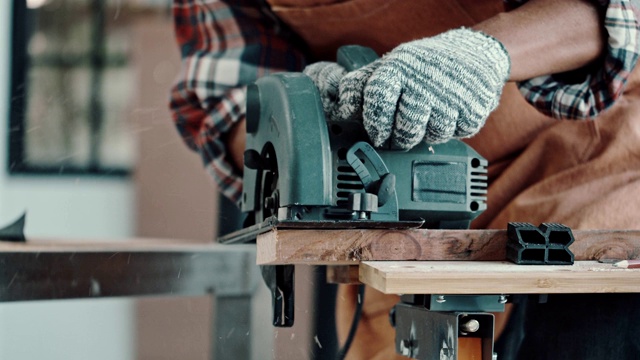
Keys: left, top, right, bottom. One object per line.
{"left": 0, "top": 238, "right": 250, "bottom": 252}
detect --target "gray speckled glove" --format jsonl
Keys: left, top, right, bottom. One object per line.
{"left": 303, "top": 62, "right": 346, "bottom": 119}
{"left": 339, "top": 28, "right": 511, "bottom": 148}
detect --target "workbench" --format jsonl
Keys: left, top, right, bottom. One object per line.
{"left": 256, "top": 227, "right": 640, "bottom": 294}
{"left": 3, "top": 228, "right": 639, "bottom": 360}
{"left": 0, "top": 239, "right": 263, "bottom": 360}
{"left": 254, "top": 226, "right": 640, "bottom": 359}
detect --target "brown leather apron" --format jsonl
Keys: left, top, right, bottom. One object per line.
{"left": 266, "top": 1, "right": 640, "bottom": 358}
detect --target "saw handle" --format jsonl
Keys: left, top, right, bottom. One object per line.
{"left": 337, "top": 45, "right": 379, "bottom": 71}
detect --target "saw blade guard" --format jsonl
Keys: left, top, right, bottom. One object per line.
{"left": 242, "top": 73, "right": 333, "bottom": 220}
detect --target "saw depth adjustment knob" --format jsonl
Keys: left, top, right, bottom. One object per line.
{"left": 348, "top": 192, "right": 378, "bottom": 219}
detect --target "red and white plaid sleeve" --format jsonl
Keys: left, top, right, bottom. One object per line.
{"left": 505, "top": 0, "right": 640, "bottom": 119}
{"left": 170, "top": 0, "right": 306, "bottom": 203}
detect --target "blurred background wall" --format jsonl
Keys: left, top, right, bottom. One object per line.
{"left": 0, "top": 1, "right": 136, "bottom": 359}
{"left": 0, "top": 1, "right": 217, "bottom": 359}
{"left": 0, "top": 1, "right": 322, "bottom": 359}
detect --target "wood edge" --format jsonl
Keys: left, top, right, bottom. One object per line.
{"left": 256, "top": 229, "right": 279, "bottom": 265}
{"left": 359, "top": 261, "right": 387, "bottom": 293}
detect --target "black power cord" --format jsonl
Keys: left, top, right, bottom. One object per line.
{"left": 336, "top": 285, "right": 366, "bottom": 360}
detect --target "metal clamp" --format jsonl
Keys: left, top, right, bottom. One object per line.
{"left": 392, "top": 295, "right": 503, "bottom": 360}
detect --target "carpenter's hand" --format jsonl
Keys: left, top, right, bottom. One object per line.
{"left": 303, "top": 62, "right": 346, "bottom": 119}
{"left": 339, "top": 28, "right": 510, "bottom": 148}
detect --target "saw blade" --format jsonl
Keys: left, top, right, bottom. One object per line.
{"left": 218, "top": 216, "right": 425, "bottom": 244}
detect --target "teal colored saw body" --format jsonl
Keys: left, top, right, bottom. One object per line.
{"left": 241, "top": 50, "right": 487, "bottom": 230}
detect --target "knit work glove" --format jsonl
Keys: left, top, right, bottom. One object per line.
{"left": 303, "top": 62, "right": 346, "bottom": 119}
{"left": 339, "top": 28, "right": 510, "bottom": 148}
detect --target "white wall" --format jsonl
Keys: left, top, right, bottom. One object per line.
{"left": 0, "top": 2, "right": 135, "bottom": 359}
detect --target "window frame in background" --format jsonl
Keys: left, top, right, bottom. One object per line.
{"left": 8, "top": 0, "right": 132, "bottom": 176}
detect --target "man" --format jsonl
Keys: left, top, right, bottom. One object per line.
{"left": 170, "top": 0, "right": 640, "bottom": 358}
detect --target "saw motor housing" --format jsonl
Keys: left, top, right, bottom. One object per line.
{"left": 241, "top": 72, "right": 487, "bottom": 229}
{"left": 238, "top": 46, "right": 489, "bottom": 333}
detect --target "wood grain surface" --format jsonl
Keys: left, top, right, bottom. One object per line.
{"left": 257, "top": 228, "right": 640, "bottom": 265}
{"left": 360, "top": 261, "right": 640, "bottom": 294}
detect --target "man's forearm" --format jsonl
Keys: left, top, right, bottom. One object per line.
{"left": 227, "top": 0, "right": 606, "bottom": 173}
{"left": 475, "top": 0, "right": 605, "bottom": 82}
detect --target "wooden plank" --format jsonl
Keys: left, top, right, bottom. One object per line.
{"left": 360, "top": 261, "right": 640, "bottom": 295}
{"left": 256, "top": 228, "right": 640, "bottom": 265}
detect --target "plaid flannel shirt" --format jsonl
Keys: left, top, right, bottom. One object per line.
{"left": 170, "top": 0, "right": 640, "bottom": 203}
{"left": 170, "top": 0, "right": 306, "bottom": 202}
{"left": 511, "top": 0, "right": 640, "bottom": 119}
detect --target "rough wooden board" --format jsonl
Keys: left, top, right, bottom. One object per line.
{"left": 360, "top": 261, "right": 640, "bottom": 295}
{"left": 256, "top": 228, "right": 640, "bottom": 265}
